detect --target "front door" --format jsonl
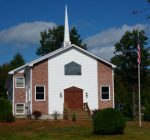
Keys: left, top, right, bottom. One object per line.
{"left": 64, "top": 86, "right": 83, "bottom": 110}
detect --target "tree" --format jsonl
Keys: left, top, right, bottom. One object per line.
{"left": 0, "top": 98, "right": 15, "bottom": 122}
{"left": 10, "top": 53, "right": 25, "bottom": 70}
{"left": 36, "top": 25, "right": 87, "bottom": 56}
{"left": 0, "top": 64, "right": 11, "bottom": 98}
{"left": 111, "top": 30, "right": 150, "bottom": 114}
{"left": 0, "top": 53, "right": 25, "bottom": 98}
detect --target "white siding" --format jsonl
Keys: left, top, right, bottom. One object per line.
{"left": 48, "top": 48, "right": 98, "bottom": 115}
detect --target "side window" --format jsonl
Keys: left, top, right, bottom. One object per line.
{"left": 65, "top": 61, "right": 81, "bottom": 75}
{"left": 15, "top": 103, "right": 25, "bottom": 115}
{"left": 35, "top": 85, "right": 45, "bottom": 101}
{"left": 101, "top": 86, "right": 110, "bottom": 100}
{"left": 15, "top": 77, "right": 25, "bottom": 88}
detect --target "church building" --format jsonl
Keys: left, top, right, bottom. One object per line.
{"left": 7, "top": 6, "right": 116, "bottom": 119}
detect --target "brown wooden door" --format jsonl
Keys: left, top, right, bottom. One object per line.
{"left": 64, "top": 86, "right": 83, "bottom": 110}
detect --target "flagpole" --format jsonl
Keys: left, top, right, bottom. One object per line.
{"left": 138, "top": 63, "right": 141, "bottom": 126}
{"left": 137, "top": 30, "right": 141, "bottom": 127}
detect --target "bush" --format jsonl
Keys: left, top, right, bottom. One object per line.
{"left": 72, "top": 113, "right": 76, "bottom": 121}
{"left": 121, "top": 104, "right": 133, "bottom": 120}
{"left": 93, "top": 108, "right": 126, "bottom": 135}
{"left": 32, "top": 111, "right": 42, "bottom": 120}
{"left": 0, "top": 98, "right": 15, "bottom": 122}
{"left": 92, "top": 109, "right": 100, "bottom": 119}
{"left": 144, "top": 104, "right": 150, "bottom": 121}
{"left": 52, "top": 111, "right": 60, "bottom": 120}
{"left": 4, "top": 113, "right": 15, "bottom": 122}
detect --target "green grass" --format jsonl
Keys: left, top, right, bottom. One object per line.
{"left": 0, "top": 120, "right": 150, "bottom": 140}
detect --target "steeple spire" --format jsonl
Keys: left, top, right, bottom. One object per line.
{"left": 64, "top": 5, "right": 71, "bottom": 48}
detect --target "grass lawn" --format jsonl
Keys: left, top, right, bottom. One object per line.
{"left": 0, "top": 120, "right": 150, "bottom": 140}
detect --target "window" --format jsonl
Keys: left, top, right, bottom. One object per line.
{"left": 65, "top": 61, "right": 81, "bottom": 75}
{"left": 35, "top": 86, "right": 45, "bottom": 101}
{"left": 15, "top": 103, "right": 25, "bottom": 115}
{"left": 101, "top": 86, "right": 110, "bottom": 100}
{"left": 15, "top": 77, "right": 25, "bottom": 88}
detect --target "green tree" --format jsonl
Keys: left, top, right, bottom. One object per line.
{"left": 36, "top": 25, "right": 87, "bottom": 56}
{"left": 0, "top": 98, "right": 15, "bottom": 122}
{"left": 0, "top": 53, "right": 25, "bottom": 98}
{"left": 0, "top": 64, "right": 11, "bottom": 98}
{"left": 10, "top": 53, "right": 25, "bottom": 70}
{"left": 111, "top": 30, "right": 150, "bottom": 111}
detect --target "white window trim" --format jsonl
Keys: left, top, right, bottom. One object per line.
{"left": 15, "top": 77, "right": 25, "bottom": 88}
{"left": 35, "top": 85, "right": 46, "bottom": 101}
{"left": 15, "top": 103, "right": 25, "bottom": 115}
{"left": 100, "top": 85, "right": 111, "bottom": 101}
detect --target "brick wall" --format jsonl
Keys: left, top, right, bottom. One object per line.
{"left": 97, "top": 61, "right": 113, "bottom": 109}
{"left": 32, "top": 59, "right": 48, "bottom": 115}
{"left": 14, "top": 73, "right": 25, "bottom": 103}
{"left": 14, "top": 72, "right": 26, "bottom": 114}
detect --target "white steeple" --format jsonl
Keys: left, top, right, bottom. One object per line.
{"left": 64, "top": 5, "right": 71, "bottom": 48}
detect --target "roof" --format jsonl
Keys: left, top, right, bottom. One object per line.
{"left": 9, "top": 44, "right": 116, "bottom": 74}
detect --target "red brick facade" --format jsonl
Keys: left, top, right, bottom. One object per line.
{"left": 14, "top": 73, "right": 26, "bottom": 114}
{"left": 13, "top": 55, "right": 114, "bottom": 116}
{"left": 32, "top": 59, "right": 48, "bottom": 115}
{"left": 97, "top": 61, "right": 114, "bottom": 109}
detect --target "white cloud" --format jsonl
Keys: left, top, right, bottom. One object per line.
{"left": 0, "top": 22, "right": 149, "bottom": 62}
{"left": 85, "top": 24, "right": 150, "bottom": 61}
{"left": 0, "top": 21, "right": 56, "bottom": 46}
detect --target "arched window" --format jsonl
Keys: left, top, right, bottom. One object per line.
{"left": 65, "top": 61, "right": 81, "bottom": 75}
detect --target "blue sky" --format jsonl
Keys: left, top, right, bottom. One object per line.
{"left": 0, "top": 0, "right": 150, "bottom": 65}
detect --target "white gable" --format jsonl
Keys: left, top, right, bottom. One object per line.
{"left": 48, "top": 48, "right": 98, "bottom": 114}
{"left": 9, "top": 44, "right": 116, "bottom": 75}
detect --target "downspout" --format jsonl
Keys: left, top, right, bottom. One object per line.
{"left": 12, "top": 75, "right": 15, "bottom": 115}
{"left": 30, "top": 67, "right": 33, "bottom": 115}
{"left": 112, "top": 69, "right": 115, "bottom": 108}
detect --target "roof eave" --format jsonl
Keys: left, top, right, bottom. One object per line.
{"left": 8, "top": 44, "right": 116, "bottom": 74}
{"left": 8, "top": 64, "right": 28, "bottom": 75}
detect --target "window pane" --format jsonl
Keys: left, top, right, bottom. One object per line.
{"left": 16, "top": 104, "right": 24, "bottom": 114}
{"left": 17, "top": 78, "right": 23, "bottom": 83}
{"left": 16, "top": 77, "right": 24, "bottom": 87}
{"left": 102, "top": 86, "right": 109, "bottom": 99}
{"left": 17, "top": 83, "right": 24, "bottom": 87}
{"left": 102, "top": 93, "right": 109, "bottom": 99}
{"left": 36, "top": 92, "right": 44, "bottom": 100}
{"left": 36, "top": 86, "right": 44, "bottom": 100}
{"left": 16, "top": 109, "right": 24, "bottom": 113}
{"left": 102, "top": 87, "right": 109, "bottom": 92}
{"left": 65, "top": 61, "right": 81, "bottom": 75}
{"left": 36, "top": 86, "right": 44, "bottom": 92}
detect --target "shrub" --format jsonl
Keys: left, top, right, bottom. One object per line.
{"left": 52, "top": 111, "right": 60, "bottom": 120}
{"left": 92, "top": 109, "right": 100, "bottom": 119}
{"left": 4, "top": 113, "right": 15, "bottom": 122}
{"left": 144, "top": 104, "right": 150, "bottom": 121}
{"left": 33, "top": 111, "right": 42, "bottom": 120}
{"left": 121, "top": 104, "right": 133, "bottom": 120}
{"left": 72, "top": 113, "right": 76, "bottom": 121}
{"left": 0, "top": 98, "right": 15, "bottom": 122}
{"left": 93, "top": 108, "right": 126, "bottom": 135}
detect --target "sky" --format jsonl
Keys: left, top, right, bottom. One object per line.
{"left": 0, "top": 0, "right": 150, "bottom": 65}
